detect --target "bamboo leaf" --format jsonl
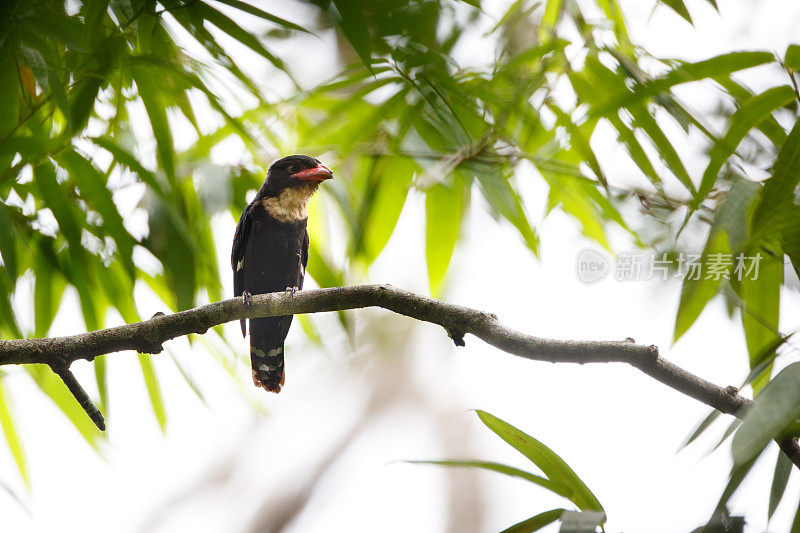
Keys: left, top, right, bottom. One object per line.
{"left": 94, "top": 357, "right": 108, "bottom": 419}
{"left": 752, "top": 116, "right": 800, "bottom": 239}
{"left": 210, "top": 0, "right": 309, "bottom": 33}
{"left": 740, "top": 253, "right": 782, "bottom": 393}
{"left": 91, "top": 137, "right": 165, "bottom": 196}
{"left": 785, "top": 45, "right": 800, "bottom": 71}
{"left": 138, "top": 354, "right": 167, "bottom": 433}
{"left": 408, "top": 460, "right": 573, "bottom": 498}
{"left": 732, "top": 362, "right": 800, "bottom": 466}
{"left": 332, "top": 0, "right": 373, "bottom": 70}
{"left": 425, "top": 181, "right": 465, "bottom": 296}
{"left": 674, "top": 231, "right": 730, "bottom": 342}
{"left": 168, "top": 351, "right": 206, "bottom": 405}
{"left": 476, "top": 410, "right": 604, "bottom": 513}
{"left": 0, "top": 376, "right": 29, "bottom": 488}
{"left": 659, "top": 0, "right": 692, "bottom": 23}
{"left": 359, "top": 156, "right": 415, "bottom": 264}
{"left": 0, "top": 202, "right": 18, "bottom": 281}
{"left": 25, "top": 366, "right": 104, "bottom": 452}
{"left": 592, "top": 52, "right": 775, "bottom": 117}
{"left": 59, "top": 149, "right": 137, "bottom": 278}
{"left": 769, "top": 451, "right": 792, "bottom": 521}
{"left": 133, "top": 68, "right": 176, "bottom": 185}
{"left": 539, "top": 0, "right": 563, "bottom": 41}
{"left": 500, "top": 509, "right": 565, "bottom": 533}
{"left": 196, "top": 2, "right": 289, "bottom": 74}
{"left": 0, "top": 56, "right": 21, "bottom": 138}
{"left": 682, "top": 409, "right": 721, "bottom": 449}
{"left": 33, "top": 255, "right": 66, "bottom": 338}
{"left": 34, "top": 161, "right": 83, "bottom": 250}
{"left": 696, "top": 85, "right": 795, "bottom": 203}
{"left": 472, "top": 166, "right": 539, "bottom": 256}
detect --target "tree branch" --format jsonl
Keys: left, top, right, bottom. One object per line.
{"left": 1, "top": 284, "right": 796, "bottom": 467}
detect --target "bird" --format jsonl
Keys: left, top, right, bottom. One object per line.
{"left": 231, "top": 155, "right": 333, "bottom": 392}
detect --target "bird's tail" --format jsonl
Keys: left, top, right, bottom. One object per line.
{"left": 249, "top": 317, "right": 286, "bottom": 393}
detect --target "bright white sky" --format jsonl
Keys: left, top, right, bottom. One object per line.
{"left": 3, "top": 1, "right": 800, "bottom": 532}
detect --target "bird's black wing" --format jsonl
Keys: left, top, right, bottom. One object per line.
{"left": 299, "top": 229, "right": 309, "bottom": 290}
{"left": 232, "top": 203, "right": 253, "bottom": 337}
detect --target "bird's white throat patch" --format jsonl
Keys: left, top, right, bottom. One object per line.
{"left": 262, "top": 184, "right": 319, "bottom": 223}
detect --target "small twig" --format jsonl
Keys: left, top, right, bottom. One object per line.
{"left": 49, "top": 364, "right": 106, "bottom": 431}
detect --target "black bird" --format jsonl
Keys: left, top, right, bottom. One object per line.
{"left": 231, "top": 155, "right": 333, "bottom": 392}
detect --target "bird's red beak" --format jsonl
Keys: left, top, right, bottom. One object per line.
{"left": 291, "top": 164, "right": 334, "bottom": 182}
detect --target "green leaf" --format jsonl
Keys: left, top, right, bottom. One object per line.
{"left": 784, "top": 205, "right": 800, "bottom": 279}
{"left": 655, "top": 52, "right": 774, "bottom": 94}
{"left": 591, "top": 52, "right": 775, "bottom": 118}
{"left": 791, "top": 493, "right": 800, "bottom": 533}
{"left": 0, "top": 272, "right": 21, "bottom": 338}
{"left": 714, "top": 77, "right": 788, "bottom": 147}
{"left": 785, "top": 45, "right": 800, "bottom": 71}
{"left": 696, "top": 85, "right": 796, "bottom": 203}
{"left": 94, "top": 357, "right": 108, "bottom": 419}
{"left": 607, "top": 114, "right": 661, "bottom": 186}
{"left": 34, "top": 161, "right": 83, "bottom": 249}
{"left": 630, "top": 103, "right": 695, "bottom": 193}
{"left": 425, "top": 181, "right": 465, "bottom": 296}
{"left": 33, "top": 254, "right": 66, "bottom": 338}
{"left": 500, "top": 508, "right": 565, "bottom": 533}
{"left": 138, "top": 354, "right": 167, "bottom": 432}
{"left": 91, "top": 137, "right": 165, "bottom": 196}
{"left": 408, "top": 460, "right": 573, "bottom": 498}
{"left": 740, "top": 253, "right": 782, "bottom": 393}
{"left": 0, "top": 376, "right": 29, "bottom": 488}
{"left": 332, "top": 0, "right": 373, "bottom": 70}
{"left": 133, "top": 68, "right": 176, "bottom": 185}
{"left": 711, "top": 176, "right": 760, "bottom": 252}
{"left": 710, "top": 418, "right": 741, "bottom": 453}
{"left": 539, "top": 0, "right": 563, "bottom": 41}
{"left": 712, "top": 458, "right": 757, "bottom": 518}
{"left": 660, "top": 0, "right": 692, "bottom": 23}
{"left": 0, "top": 202, "right": 18, "bottom": 280}
{"left": 211, "top": 0, "right": 309, "bottom": 33}
{"left": 752, "top": 116, "right": 800, "bottom": 239}
{"left": 69, "top": 77, "right": 104, "bottom": 132}
{"left": 476, "top": 410, "right": 604, "bottom": 513}
{"left": 25, "top": 366, "right": 104, "bottom": 452}
{"left": 682, "top": 409, "right": 721, "bottom": 448}
{"left": 59, "top": 149, "right": 137, "bottom": 277}
{"left": 732, "top": 362, "right": 800, "bottom": 466}
{"left": 596, "top": 0, "right": 631, "bottom": 49}
{"left": 168, "top": 351, "right": 206, "bottom": 405}
{"left": 0, "top": 56, "right": 21, "bottom": 138}
{"left": 674, "top": 231, "right": 730, "bottom": 342}
{"left": 359, "top": 156, "right": 415, "bottom": 263}
{"left": 472, "top": 166, "right": 539, "bottom": 256}
{"left": 196, "top": 2, "right": 289, "bottom": 74}
{"left": 769, "top": 451, "right": 792, "bottom": 521}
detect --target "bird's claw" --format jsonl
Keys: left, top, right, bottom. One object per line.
{"left": 242, "top": 290, "right": 252, "bottom": 309}
{"left": 284, "top": 286, "right": 299, "bottom": 297}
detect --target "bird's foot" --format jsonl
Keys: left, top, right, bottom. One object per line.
{"left": 284, "top": 286, "right": 299, "bottom": 297}
{"left": 242, "top": 290, "right": 253, "bottom": 309}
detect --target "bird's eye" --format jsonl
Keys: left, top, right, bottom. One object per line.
{"left": 288, "top": 163, "right": 300, "bottom": 174}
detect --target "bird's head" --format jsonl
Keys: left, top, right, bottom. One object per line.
{"left": 263, "top": 154, "right": 333, "bottom": 196}
{"left": 260, "top": 154, "right": 333, "bottom": 223}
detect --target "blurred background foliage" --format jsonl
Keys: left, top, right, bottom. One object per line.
{"left": 1, "top": 0, "right": 799, "bottom": 529}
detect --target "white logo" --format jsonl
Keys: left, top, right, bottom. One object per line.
{"left": 576, "top": 248, "right": 609, "bottom": 284}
